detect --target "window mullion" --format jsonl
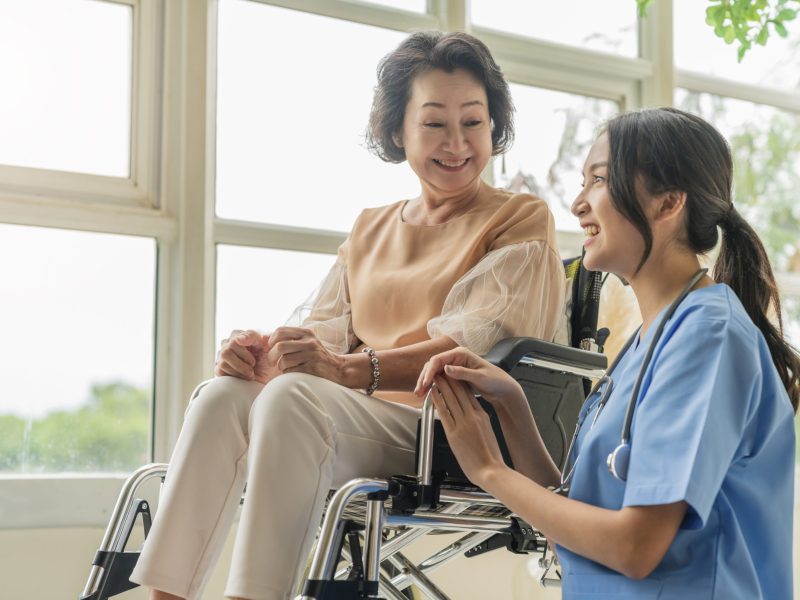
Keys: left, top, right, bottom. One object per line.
{"left": 639, "top": 0, "right": 674, "bottom": 108}
{"left": 152, "top": 0, "right": 217, "bottom": 461}
{"left": 428, "top": 0, "right": 468, "bottom": 31}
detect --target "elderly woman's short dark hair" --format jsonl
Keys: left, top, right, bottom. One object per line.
{"left": 366, "top": 31, "right": 514, "bottom": 163}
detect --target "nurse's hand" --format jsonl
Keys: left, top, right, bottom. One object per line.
{"left": 215, "top": 329, "right": 279, "bottom": 383}
{"left": 430, "top": 375, "right": 507, "bottom": 488}
{"left": 415, "top": 347, "right": 526, "bottom": 411}
{"left": 268, "top": 326, "right": 347, "bottom": 384}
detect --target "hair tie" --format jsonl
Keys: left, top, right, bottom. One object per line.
{"left": 722, "top": 205, "right": 739, "bottom": 230}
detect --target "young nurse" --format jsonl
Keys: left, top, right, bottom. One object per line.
{"left": 415, "top": 107, "right": 799, "bottom": 598}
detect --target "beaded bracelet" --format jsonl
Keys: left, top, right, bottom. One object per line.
{"left": 361, "top": 347, "right": 381, "bottom": 395}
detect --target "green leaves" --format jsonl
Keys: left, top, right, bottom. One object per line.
{"left": 0, "top": 382, "right": 150, "bottom": 473}
{"left": 636, "top": 0, "right": 655, "bottom": 18}
{"left": 639, "top": 0, "right": 799, "bottom": 61}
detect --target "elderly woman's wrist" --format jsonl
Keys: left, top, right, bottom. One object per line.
{"left": 342, "top": 352, "right": 375, "bottom": 391}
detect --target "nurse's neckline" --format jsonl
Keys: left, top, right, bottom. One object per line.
{"left": 634, "top": 280, "right": 720, "bottom": 349}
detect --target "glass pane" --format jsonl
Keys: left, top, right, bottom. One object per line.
{"left": 216, "top": 0, "right": 420, "bottom": 231}
{"left": 0, "top": 225, "right": 155, "bottom": 474}
{"left": 471, "top": 0, "right": 638, "bottom": 57}
{"left": 674, "top": 0, "right": 800, "bottom": 90}
{"left": 353, "top": 0, "right": 426, "bottom": 12}
{"left": 495, "top": 84, "right": 619, "bottom": 232}
{"left": 0, "top": 0, "right": 132, "bottom": 176}
{"left": 676, "top": 90, "right": 800, "bottom": 274}
{"left": 216, "top": 245, "right": 337, "bottom": 341}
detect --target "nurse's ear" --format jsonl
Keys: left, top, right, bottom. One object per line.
{"left": 652, "top": 190, "right": 687, "bottom": 224}
{"left": 648, "top": 189, "right": 688, "bottom": 242}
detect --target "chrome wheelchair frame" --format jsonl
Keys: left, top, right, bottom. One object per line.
{"left": 80, "top": 258, "right": 608, "bottom": 600}
{"left": 80, "top": 338, "right": 607, "bottom": 600}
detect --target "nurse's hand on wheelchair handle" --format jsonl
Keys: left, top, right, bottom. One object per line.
{"left": 431, "top": 375, "right": 508, "bottom": 488}
{"left": 416, "top": 347, "right": 527, "bottom": 411}
{"left": 215, "top": 328, "right": 279, "bottom": 384}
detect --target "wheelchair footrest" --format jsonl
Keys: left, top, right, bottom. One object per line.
{"left": 79, "top": 551, "right": 141, "bottom": 600}
{"left": 300, "top": 579, "right": 382, "bottom": 599}
{"left": 80, "top": 498, "right": 151, "bottom": 600}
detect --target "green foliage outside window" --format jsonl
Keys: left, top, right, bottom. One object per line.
{"left": 0, "top": 382, "right": 149, "bottom": 473}
{"left": 637, "top": 0, "right": 799, "bottom": 60}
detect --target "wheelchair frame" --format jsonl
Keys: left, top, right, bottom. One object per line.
{"left": 80, "top": 338, "right": 607, "bottom": 600}
{"left": 80, "top": 257, "right": 608, "bottom": 600}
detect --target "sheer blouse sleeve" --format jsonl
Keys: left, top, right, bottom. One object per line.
{"left": 284, "top": 241, "right": 356, "bottom": 355}
{"left": 427, "top": 240, "right": 568, "bottom": 356}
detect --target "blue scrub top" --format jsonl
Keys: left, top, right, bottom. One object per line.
{"left": 556, "top": 284, "right": 795, "bottom": 599}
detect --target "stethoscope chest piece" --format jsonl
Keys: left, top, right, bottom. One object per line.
{"left": 607, "top": 442, "right": 630, "bottom": 481}
{"left": 558, "top": 268, "right": 708, "bottom": 492}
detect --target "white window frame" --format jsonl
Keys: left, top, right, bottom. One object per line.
{"left": 1, "top": 0, "right": 796, "bottom": 529}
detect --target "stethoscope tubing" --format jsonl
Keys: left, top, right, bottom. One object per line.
{"left": 560, "top": 268, "right": 709, "bottom": 490}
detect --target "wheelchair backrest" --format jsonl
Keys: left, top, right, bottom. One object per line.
{"left": 420, "top": 254, "right": 607, "bottom": 486}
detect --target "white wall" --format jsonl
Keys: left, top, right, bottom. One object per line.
{"left": 1, "top": 523, "right": 562, "bottom": 600}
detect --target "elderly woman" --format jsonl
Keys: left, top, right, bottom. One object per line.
{"left": 131, "top": 31, "right": 567, "bottom": 600}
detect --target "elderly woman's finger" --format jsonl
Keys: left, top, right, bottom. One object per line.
{"left": 415, "top": 358, "right": 441, "bottom": 396}
{"left": 228, "top": 342, "right": 256, "bottom": 366}
{"left": 216, "top": 355, "right": 254, "bottom": 380}
{"left": 232, "top": 329, "right": 262, "bottom": 347}
{"left": 271, "top": 339, "right": 314, "bottom": 358}
{"left": 269, "top": 327, "right": 314, "bottom": 346}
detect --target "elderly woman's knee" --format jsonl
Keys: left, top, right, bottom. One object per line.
{"left": 251, "top": 372, "right": 331, "bottom": 425}
{"left": 184, "top": 375, "right": 263, "bottom": 424}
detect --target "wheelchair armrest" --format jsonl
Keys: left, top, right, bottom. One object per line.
{"left": 483, "top": 337, "right": 607, "bottom": 373}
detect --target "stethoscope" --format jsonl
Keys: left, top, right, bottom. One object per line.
{"left": 556, "top": 268, "right": 708, "bottom": 493}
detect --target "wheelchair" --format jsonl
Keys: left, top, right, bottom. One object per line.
{"left": 79, "top": 256, "right": 609, "bottom": 600}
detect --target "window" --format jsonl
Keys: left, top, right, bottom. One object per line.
{"left": 676, "top": 91, "right": 800, "bottom": 271}
{"left": 674, "top": 0, "right": 800, "bottom": 90}
{"left": 471, "top": 0, "right": 638, "bottom": 57}
{"left": 216, "top": 245, "right": 337, "bottom": 342}
{"left": 355, "top": 0, "right": 426, "bottom": 13}
{"left": 0, "top": 224, "right": 155, "bottom": 474}
{"left": 0, "top": 0, "right": 132, "bottom": 176}
{"left": 215, "top": 0, "right": 420, "bottom": 232}
{"left": 495, "top": 84, "right": 619, "bottom": 232}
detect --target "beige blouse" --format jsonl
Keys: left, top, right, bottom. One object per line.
{"left": 287, "top": 180, "right": 568, "bottom": 406}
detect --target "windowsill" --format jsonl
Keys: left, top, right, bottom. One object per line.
{"left": 0, "top": 474, "right": 156, "bottom": 530}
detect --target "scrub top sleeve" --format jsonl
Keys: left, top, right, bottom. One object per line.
{"left": 621, "top": 315, "right": 758, "bottom": 529}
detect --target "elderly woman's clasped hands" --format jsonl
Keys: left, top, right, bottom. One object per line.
{"left": 215, "top": 327, "right": 348, "bottom": 384}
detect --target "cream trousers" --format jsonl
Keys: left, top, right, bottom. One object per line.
{"left": 129, "top": 373, "right": 420, "bottom": 600}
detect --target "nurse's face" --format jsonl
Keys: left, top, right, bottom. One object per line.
{"left": 396, "top": 68, "right": 492, "bottom": 196}
{"left": 571, "top": 133, "right": 645, "bottom": 278}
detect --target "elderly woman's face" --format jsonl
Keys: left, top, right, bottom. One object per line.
{"left": 397, "top": 68, "right": 492, "bottom": 196}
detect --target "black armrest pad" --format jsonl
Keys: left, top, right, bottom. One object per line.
{"left": 483, "top": 337, "right": 608, "bottom": 372}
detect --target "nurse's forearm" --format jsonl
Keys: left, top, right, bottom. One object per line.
{"left": 494, "top": 401, "right": 560, "bottom": 488}
{"left": 342, "top": 336, "right": 458, "bottom": 392}
{"left": 479, "top": 466, "right": 686, "bottom": 579}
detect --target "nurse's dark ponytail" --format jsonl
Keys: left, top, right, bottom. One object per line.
{"left": 715, "top": 209, "right": 799, "bottom": 412}
{"left": 606, "top": 108, "right": 799, "bottom": 413}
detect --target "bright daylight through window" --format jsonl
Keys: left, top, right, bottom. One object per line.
{"left": 0, "top": 225, "right": 155, "bottom": 474}
{"left": 0, "top": 0, "right": 132, "bottom": 177}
